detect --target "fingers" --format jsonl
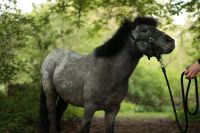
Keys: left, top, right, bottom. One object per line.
{"left": 185, "top": 67, "right": 193, "bottom": 79}
{"left": 184, "top": 62, "right": 200, "bottom": 79}
{"left": 185, "top": 70, "right": 197, "bottom": 79}
{"left": 184, "top": 69, "right": 189, "bottom": 75}
{"left": 184, "top": 67, "right": 190, "bottom": 79}
{"left": 185, "top": 72, "right": 192, "bottom": 79}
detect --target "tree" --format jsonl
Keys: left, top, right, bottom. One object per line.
{"left": 167, "top": 0, "right": 200, "bottom": 60}
{"left": 0, "top": 0, "right": 32, "bottom": 90}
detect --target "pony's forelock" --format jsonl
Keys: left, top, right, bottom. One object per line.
{"left": 133, "top": 16, "right": 158, "bottom": 27}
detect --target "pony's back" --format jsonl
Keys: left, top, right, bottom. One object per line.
{"left": 41, "top": 48, "right": 80, "bottom": 78}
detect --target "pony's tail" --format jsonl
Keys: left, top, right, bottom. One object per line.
{"left": 39, "top": 83, "right": 49, "bottom": 133}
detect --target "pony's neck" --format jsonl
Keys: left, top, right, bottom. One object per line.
{"left": 112, "top": 36, "right": 143, "bottom": 79}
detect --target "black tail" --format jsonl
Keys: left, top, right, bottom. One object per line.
{"left": 39, "top": 83, "right": 49, "bottom": 133}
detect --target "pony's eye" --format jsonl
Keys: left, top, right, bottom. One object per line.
{"left": 141, "top": 29, "right": 148, "bottom": 33}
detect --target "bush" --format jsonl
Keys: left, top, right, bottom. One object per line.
{"left": 0, "top": 82, "right": 81, "bottom": 133}
{"left": 127, "top": 58, "right": 180, "bottom": 112}
{"left": 119, "top": 101, "right": 137, "bottom": 113}
{"left": 0, "top": 83, "right": 39, "bottom": 133}
{"left": 63, "top": 105, "right": 83, "bottom": 120}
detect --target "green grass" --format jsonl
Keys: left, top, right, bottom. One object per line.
{"left": 94, "top": 111, "right": 170, "bottom": 120}
{"left": 118, "top": 112, "right": 170, "bottom": 119}
{"left": 63, "top": 101, "right": 172, "bottom": 120}
{"left": 94, "top": 101, "right": 171, "bottom": 119}
{"left": 64, "top": 101, "right": 172, "bottom": 120}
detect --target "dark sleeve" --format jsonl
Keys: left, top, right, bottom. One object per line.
{"left": 198, "top": 59, "right": 200, "bottom": 64}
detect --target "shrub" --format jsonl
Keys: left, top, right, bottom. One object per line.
{"left": 0, "top": 83, "right": 39, "bottom": 133}
{"left": 0, "top": 82, "right": 81, "bottom": 133}
{"left": 127, "top": 58, "right": 180, "bottom": 112}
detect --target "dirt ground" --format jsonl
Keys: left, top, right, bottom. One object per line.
{"left": 62, "top": 117, "right": 200, "bottom": 133}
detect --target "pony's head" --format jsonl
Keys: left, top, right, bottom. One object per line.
{"left": 130, "top": 17, "right": 175, "bottom": 59}
{"left": 95, "top": 16, "right": 175, "bottom": 59}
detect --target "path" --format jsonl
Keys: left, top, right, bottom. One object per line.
{"left": 63, "top": 117, "right": 200, "bottom": 133}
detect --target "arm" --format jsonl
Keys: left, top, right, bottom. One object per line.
{"left": 184, "top": 59, "right": 200, "bottom": 79}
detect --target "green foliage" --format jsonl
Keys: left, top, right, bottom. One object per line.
{"left": 119, "top": 101, "right": 137, "bottom": 113}
{"left": 189, "top": 16, "right": 200, "bottom": 60}
{"left": 63, "top": 105, "right": 83, "bottom": 120}
{"left": 127, "top": 58, "right": 180, "bottom": 111}
{"left": 0, "top": 82, "right": 82, "bottom": 133}
{"left": 0, "top": 1, "right": 33, "bottom": 86}
{"left": 128, "top": 62, "right": 165, "bottom": 111}
{"left": 167, "top": 0, "right": 200, "bottom": 60}
{"left": 0, "top": 83, "right": 39, "bottom": 133}
{"left": 0, "top": 0, "right": 199, "bottom": 131}
{"left": 177, "top": 109, "right": 200, "bottom": 123}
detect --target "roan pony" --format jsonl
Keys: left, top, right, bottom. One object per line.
{"left": 39, "top": 16, "right": 175, "bottom": 133}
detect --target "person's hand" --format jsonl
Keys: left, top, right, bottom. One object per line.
{"left": 184, "top": 62, "right": 200, "bottom": 79}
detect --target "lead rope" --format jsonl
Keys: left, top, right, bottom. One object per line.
{"left": 158, "top": 59, "right": 199, "bottom": 133}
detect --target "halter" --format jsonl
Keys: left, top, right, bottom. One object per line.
{"left": 131, "top": 31, "right": 162, "bottom": 61}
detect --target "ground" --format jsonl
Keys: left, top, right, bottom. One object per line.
{"left": 63, "top": 117, "right": 200, "bottom": 133}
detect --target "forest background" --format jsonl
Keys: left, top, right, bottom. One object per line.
{"left": 0, "top": 0, "right": 199, "bottom": 132}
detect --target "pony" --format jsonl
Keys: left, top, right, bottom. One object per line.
{"left": 39, "top": 16, "right": 175, "bottom": 133}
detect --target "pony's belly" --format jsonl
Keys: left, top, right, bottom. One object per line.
{"left": 91, "top": 81, "right": 129, "bottom": 110}
{"left": 94, "top": 91, "right": 127, "bottom": 110}
{"left": 105, "top": 93, "right": 126, "bottom": 107}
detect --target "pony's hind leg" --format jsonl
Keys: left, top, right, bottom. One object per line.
{"left": 43, "top": 77, "right": 58, "bottom": 133}
{"left": 104, "top": 105, "right": 120, "bottom": 133}
{"left": 46, "top": 91, "right": 57, "bottom": 133}
{"left": 56, "top": 97, "right": 68, "bottom": 133}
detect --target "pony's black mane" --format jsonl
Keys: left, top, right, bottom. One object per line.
{"left": 95, "top": 16, "right": 158, "bottom": 57}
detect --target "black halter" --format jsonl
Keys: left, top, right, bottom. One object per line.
{"left": 131, "top": 31, "right": 162, "bottom": 61}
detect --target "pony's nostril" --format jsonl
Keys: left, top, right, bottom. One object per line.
{"left": 165, "top": 35, "right": 174, "bottom": 42}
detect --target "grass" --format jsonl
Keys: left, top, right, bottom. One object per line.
{"left": 94, "top": 111, "right": 170, "bottom": 120}
{"left": 118, "top": 112, "right": 170, "bottom": 119}
{"left": 63, "top": 101, "right": 172, "bottom": 120}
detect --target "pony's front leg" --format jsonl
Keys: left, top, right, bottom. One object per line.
{"left": 104, "top": 105, "right": 120, "bottom": 133}
{"left": 80, "top": 104, "right": 97, "bottom": 133}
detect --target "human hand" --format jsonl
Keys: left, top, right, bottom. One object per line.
{"left": 184, "top": 62, "right": 200, "bottom": 79}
